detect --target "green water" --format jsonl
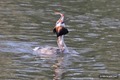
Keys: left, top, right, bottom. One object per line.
{"left": 0, "top": 0, "right": 119, "bottom": 80}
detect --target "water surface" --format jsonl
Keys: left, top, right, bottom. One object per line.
{"left": 0, "top": 0, "right": 120, "bottom": 80}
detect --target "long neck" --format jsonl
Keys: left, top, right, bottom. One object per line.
{"left": 57, "top": 36, "right": 68, "bottom": 52}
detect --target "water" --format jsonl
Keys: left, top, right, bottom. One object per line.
{"left": 0, "top": 0, "right": 120, "bottom": 80}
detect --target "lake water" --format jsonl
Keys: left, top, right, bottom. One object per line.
{"left": 0, "top": 0, "right": 120, "bottom": 80}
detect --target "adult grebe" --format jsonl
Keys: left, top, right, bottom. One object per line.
{"left": 33, "top": 12, "right": 69, "bottom": 54}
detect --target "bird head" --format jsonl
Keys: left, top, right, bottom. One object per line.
{"left": 55, "top": 12, "right": 65, "bottom": 27}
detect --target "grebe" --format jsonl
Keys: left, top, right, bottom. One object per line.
{"left": 33, "top": 12, "right": 69, "bottom": 54}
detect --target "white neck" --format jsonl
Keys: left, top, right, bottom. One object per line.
{"left": 56, "top": 23, "right": 65, "bottom": 27}
{"left": 57, "top": 36, "right": 69, "bottom": 53}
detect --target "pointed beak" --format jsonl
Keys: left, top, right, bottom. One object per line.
{"left": 55, "top": 12, "right": 65, "bottom": 26}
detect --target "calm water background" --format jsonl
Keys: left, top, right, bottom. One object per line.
{"left": 0, "top": 0, "right": 120, "bottom": 80}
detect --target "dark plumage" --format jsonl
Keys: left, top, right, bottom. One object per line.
{"left": 53, "top": 27, "right": 69, "bottom": 37}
